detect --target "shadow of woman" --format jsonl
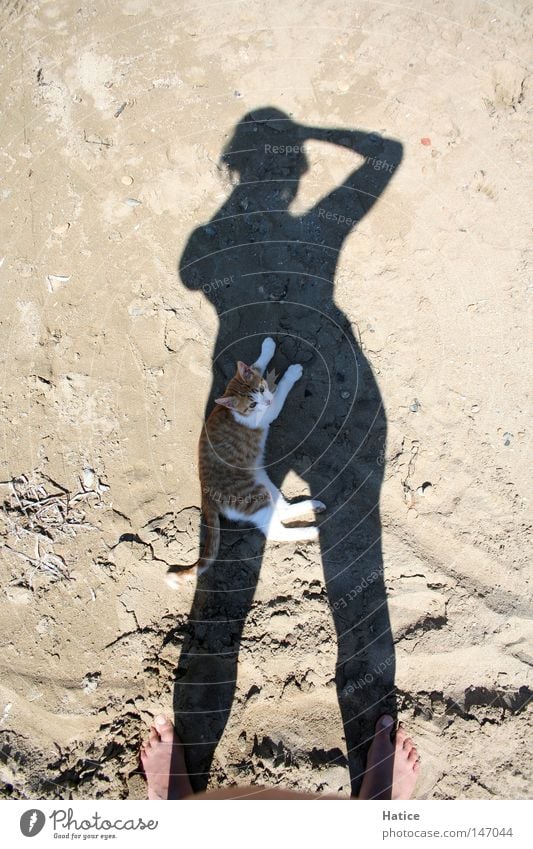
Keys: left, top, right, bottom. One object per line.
{"left": 171, "top": 108, "right": 403, "bottom": 795}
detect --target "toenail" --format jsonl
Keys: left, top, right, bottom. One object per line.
{"left": 154, "top": 714, "right": 168, "bottom": 726}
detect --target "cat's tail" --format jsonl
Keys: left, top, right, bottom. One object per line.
{"left": 165, "top": 499, "right": 220, "bottom": 588}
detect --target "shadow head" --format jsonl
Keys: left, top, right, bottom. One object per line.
{"left": 220, "top": 107, "right": 308, "bottom": 205}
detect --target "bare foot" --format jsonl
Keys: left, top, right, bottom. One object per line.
{"left": 358, "top": 715, "right": 420, "bottom": 800}
{"left": 140, "top": 715, "right": 193, "bottom": 800}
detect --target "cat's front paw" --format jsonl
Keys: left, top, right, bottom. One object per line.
{"left": 285, "top": 363, "right": 303, "bottom": 383}
{"left": 261, "top": 337, "right": 276, "bottom": 360}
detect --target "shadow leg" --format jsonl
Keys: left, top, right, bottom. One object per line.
{"left": 171, "top": 532, "right": 263, "bottom": 791}
{"left": 323, "top": 494, "right": 396, "bottom": 796}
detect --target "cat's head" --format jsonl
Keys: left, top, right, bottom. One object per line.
{"left": 215, "top": 361, "right": 274, "bottom": 417}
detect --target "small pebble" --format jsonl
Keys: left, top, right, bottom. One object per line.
{"left": 421, "top": 137, "right": 431, "bottom": 146}
{"left": 503, "top": 431, "right": 513, "bottom": 446}
{"left": 52, "top": 222, "right": 70, "bottom": 235}
{"left": 121, "top": 175, "right": 134, "bottom": 186}
{"left": 341, "top": 391, "right": 350, "bottom": 399}
{"left": 416, "top": 481, "right": 432, "bottom": 496}
{"left": 82, "top": 467, "right": 96, "bottom": 489}
{"left": 124, "top": 197, "right": 141, "bottom": 207}
{"left": 409, "top": 399, "right": 421, "bottom": 412}
{"left": 471, "top": 404, "right": 480, "bottom": 413}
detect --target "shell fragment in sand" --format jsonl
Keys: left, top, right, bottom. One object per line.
{"left": 47, "top": 274, "right": 70, "bottom": 292}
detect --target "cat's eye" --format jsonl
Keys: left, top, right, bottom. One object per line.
{"left": 249, "top": 401, "right": 257, "bottom": 408}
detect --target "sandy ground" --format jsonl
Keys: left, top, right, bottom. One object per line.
{"left": 0, "top": 0, "right": 531, "bottom": 800}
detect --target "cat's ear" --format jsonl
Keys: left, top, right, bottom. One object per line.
{"left": 237, "top": 361, "right": 255, "bottom": 382}
{"left": 215, "top": 396, "right": 236, "bottom": 409}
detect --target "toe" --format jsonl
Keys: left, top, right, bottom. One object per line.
{"left": 408, "top": 746, "right": 418, "bottom": 761}
{"left": 154, "top": 714, "right": 175, "bottom": 743}
{"left": 149, "top": 727, "right": 159, "bottom": 744}
{"left": 395, "top": 725, "right": 408, "bottom": 744}
{"left": 402, "top": 736, "right": 414, "bottom": 751}
{"left": 374, "top": 714, "right": 395, "bottom": 742}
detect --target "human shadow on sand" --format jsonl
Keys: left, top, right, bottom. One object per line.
{"left": 170, "top": 108, "right": 403, "bottom": 796}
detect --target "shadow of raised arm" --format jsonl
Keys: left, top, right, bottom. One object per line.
{"left": 300, "top": 126, "right": 403, "bottom": 235}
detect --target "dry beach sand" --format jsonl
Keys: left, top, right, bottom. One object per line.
{"left": 0, "top": 0, "right": 531, "bottom": 799}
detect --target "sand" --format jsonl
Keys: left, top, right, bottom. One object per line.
{"left": 0, "top": 0, "right": 531, "bottom": 800}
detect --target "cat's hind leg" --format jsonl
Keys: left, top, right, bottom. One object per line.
{"left": 279, "top": 499, "right": 326, "bottom": 522}
{"left": 251, "top": 504, "right": 319, "bottom": 542}
{"left": 257, "top": 473, "right": 323, "bottom": 528}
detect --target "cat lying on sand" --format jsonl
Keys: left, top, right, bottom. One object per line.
{"left": 166, "top": 337, "right": 325, "bottom": 586}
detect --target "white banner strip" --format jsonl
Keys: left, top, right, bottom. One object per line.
{"left": 2, "top": 798, "right": 531, "bottom": 849}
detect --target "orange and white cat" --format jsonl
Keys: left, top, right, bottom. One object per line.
{"left": 166, "top": 337, "right": 325, "bottom": 585}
